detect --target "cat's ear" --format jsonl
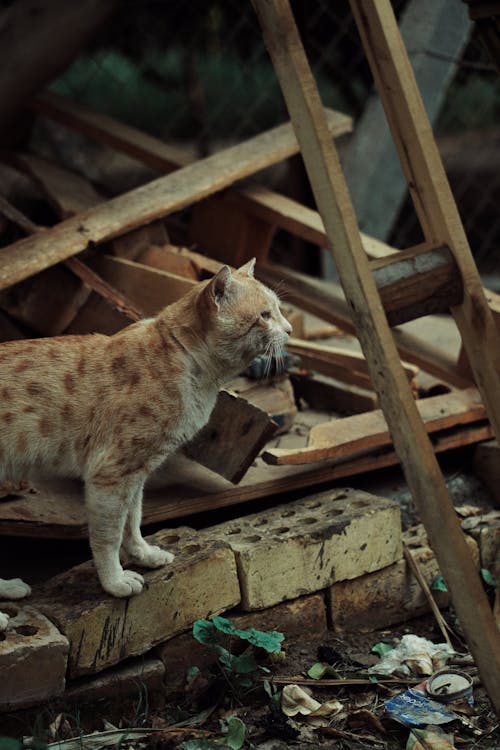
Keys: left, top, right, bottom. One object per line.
{"left": 238, "top": 257, "right": 256, "bottom": 278}
{"left": 206, "top": 265, "right": 232, "bottom": 309}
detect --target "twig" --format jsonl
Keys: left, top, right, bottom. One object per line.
{"left": 261, "top": 675, "right": 420, "bottom": 687}
{"left": 403, "top": 542, "right": 454, "bottom": 648}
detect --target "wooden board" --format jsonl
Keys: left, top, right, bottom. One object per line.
{"left": 0, "top": 418, "right": 491, "bottom": 540}
{"left": 263, "top": 388, "right": 486, "bottom": 465}
{"left": 287, "top": 337, "right": 417, "bottom": 390}
{"left": 258, "top": 261, "right": 472, "bottom": 388}
{"left": 184, "top": 390, "right": 278, "bottom": 484}
{"left": 86, "top": 254, "right": 195, "bottom": 316}
{"left": 0, "top": 108, "right": 350, "bottom": 291}
{"left": 254, "top": 0, "right": 500, "bottom": 709}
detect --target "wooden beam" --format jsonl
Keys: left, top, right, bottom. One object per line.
{"left": 0, "top": 419, "right": 492, "bottom": 539}
{"left": 258, "top": 261, "right": 472, "bottom": 388}
{"left": 32, "top": 91, "right": 194, "bottom": 172}
{"left": 369, "top": 243, "right": 463, "bottom": 325}
{"left": 263, "top": 388, "right": 485, "bottom": 465}
{"left": 287, "top": 337, "right": 417, "bottom": 390}
{"left": 253, "top": 0, "right": 500, "bottom": 712}
{"left": 0, "top": 109, "right": 349, "bottom": 291}
{"left": 86, "top": 255, "right": 195, "bottom": 317}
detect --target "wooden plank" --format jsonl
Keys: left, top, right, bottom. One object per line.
{"left": 263, "top": 388, "right": 485, "bottom": 465}
{"left": 258, "top": 261, "right": 472, "bottom": 388}
{"left": 232, "top": 184, "right": 394, "bottom": 259}
{"left": 189, "top": 193, "right": 276, "bottom": 266}
{"left": 340, "top": 0, "right": 471, "bottom": 241}
{"left": 291, "top": 372, "right": 378, "bottom": 414}
{"left": 287, "top": 337, "right": 417, "bottom": 390}
{"left": 85, "top": 254, "right": 196, "bottom": 316}
{"left": 32, "top": 90, "right": 195, "bottom": 172}
{"left": 254, "top": 0, "right": 500, "bottom": 711}
{"left": 0, "top": 419, "right": 491, "bottom": 539}
{"left": 137, "top": 245, "right": 200, "bottom": 280}
{"left": 184, "top": 390, "right": 278, "bottom": 484}
{"left": 369, "top": 243, "right": 463, "bottom": 325}
{"left": 351, "top": 0, "right": 500, "bottom": 437}
{"left": 11, "top": 152, "right": 103, "bottom": 216}
{"left": 0, "top": 109, "right": 349, "bottom": 291}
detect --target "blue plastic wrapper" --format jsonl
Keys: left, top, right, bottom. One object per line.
{"left": 384, "top": 686, "right": 458, "bottom": 727}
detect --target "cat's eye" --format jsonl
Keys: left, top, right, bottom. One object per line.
{"left": 261, "top": 310, "right": 272, "bottom": 320}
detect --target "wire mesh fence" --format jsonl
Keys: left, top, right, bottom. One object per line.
{"left": 47, "top": 0, "right": 500, "bottom": 277}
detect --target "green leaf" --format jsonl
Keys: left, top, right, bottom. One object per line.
{"left": 371, "top": 642, "right": 393, "bottom": 656}
{"left": 431, "top": 575, "right": 448, "bottom": 592}
{"left": 211, "top": 616, "right": 284, "bottom": 653}
{"left": 0, "top": 739, "right": 22, "bottom": 750}
{"left": 231, "top": 652, "right": 259, "bottom": 674}
{"left": 193, "top": 620, "right": 220, "bottom": 647}
{"left": 225, "top": 717, "right": 246, "bottom": 750}
{"left": 481, "top": 568, "right": 498, "bottom": 588}
{"left": 307, "top": 662, "right": 339, "bottom": 679}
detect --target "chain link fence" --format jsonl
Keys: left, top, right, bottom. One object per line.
{"left": 46, "top": 0, "right": 500, "bottom": 276}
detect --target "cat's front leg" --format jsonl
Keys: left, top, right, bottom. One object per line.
{"left": 122, "top": 488, "right": 174, "bottom": 568}
{"left": 85, "top": 477, "right": 145, "bottom": 598}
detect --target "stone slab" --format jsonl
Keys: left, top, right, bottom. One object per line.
{"left": 0, "top": 604, "right": 69, "bottom": 710}
{"left": 202, "top": 488, "right": 402, "bottom": 609}
{"left": 329, "top": 524, "right": 479, "bottom": 631}
{"left": 31, "top": 527, "right": 240, "bottom": 677}
{"left": 157, "top": 593, "right": 327, "bottom": 695}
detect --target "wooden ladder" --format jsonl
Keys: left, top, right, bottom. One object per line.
{"left": 252, "top": 0, "right": 500, "bottom": 712}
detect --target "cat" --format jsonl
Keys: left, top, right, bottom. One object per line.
{"left": 0, "top": 258, "right": 291, "bottom": 628}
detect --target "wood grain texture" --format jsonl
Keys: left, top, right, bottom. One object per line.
{"left": 0, "top": 420, "right": 491, "bottom": 539}
{"left": 0, "top": 109, "right": 349, "bottom": 291}
{"left": 254, "top": 0, "right": 500, "bottom": 710}
{"left": 263, "top": 388, "right": 485, "bottom": 465}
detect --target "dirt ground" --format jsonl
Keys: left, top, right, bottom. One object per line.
{"left": 3, "top": 610, "right": 499, "bottom": 750}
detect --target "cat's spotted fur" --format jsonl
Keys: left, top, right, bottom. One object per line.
{"left": 0, "top": 259, "right": 291, "bottom": 628}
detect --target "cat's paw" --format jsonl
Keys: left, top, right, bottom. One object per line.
{"left": 0, "top": 577, "right": 31, "bottom": 600}
{"left": 130, "top": 544, "right": 174, "bottom": 569}
{"left": 0, "top": 611, "right": 10, "bottom": 631}
{"left": 103, "top": 570, "right": 145, "bottom": 598}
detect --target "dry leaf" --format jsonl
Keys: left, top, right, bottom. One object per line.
{"left": 281, "top": 684, "right": 322, "bottom": 716}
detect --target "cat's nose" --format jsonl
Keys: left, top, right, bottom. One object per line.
{"left": 283, "top": 318, "right": 293, "bottom": 335}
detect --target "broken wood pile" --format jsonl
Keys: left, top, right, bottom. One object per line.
{"left": 0, "top": 90, "right": 496, "bottom": 539}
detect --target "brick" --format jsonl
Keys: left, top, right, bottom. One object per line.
{"left": 329, "top": 525, "right": 480, "bottom": 632}
{"left": 157, "top": 593, "right": 327, "bottom": 695}
{"left": 64, "top": 657, "right": 165, "bottom": 704}
{"left": 202, "top": 488, "right": 402, "bottom": 610}
{"left": 0, "top": 605, "right": 69, "bottom": 710}
{"left": 31, "top": 527, "right": 240, "bottom": 678}
{"left": 230, "top": 593, "right": 328, "bottom": 640}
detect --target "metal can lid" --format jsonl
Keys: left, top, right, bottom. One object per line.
{"left": 427, "top": 668, "right": 473, "bottom": 703}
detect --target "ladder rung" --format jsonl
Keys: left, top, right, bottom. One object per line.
{"left": 369, "top": 243, "right": 463, "bottom": 325}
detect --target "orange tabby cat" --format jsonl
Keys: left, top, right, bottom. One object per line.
{"left": 0, "top": 259, "right": 291, "bottom": 623}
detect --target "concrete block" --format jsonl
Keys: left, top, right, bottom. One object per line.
{"left": 202, "top": 488, "right": 402, "bottom": 610}
{"left": 157, "top": 593, "right": 327, "bottom": 695}
{"left": 329, "top": 525, "right": 480, "bottom": 632}
{"left": 64, "top": 657, "right": 165, "bottom": 704}
{"left": 31, "top": 527, "right": 240, "bottom": 678}
{"left": 462, "top": 511, "right": 500, "bottom": 571}
{"left": 0, "top": 604, "right": 69, "bottom": 710}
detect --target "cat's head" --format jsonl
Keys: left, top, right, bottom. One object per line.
{"left": 198, "top": 258, "right": 292, "bottom": 371}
